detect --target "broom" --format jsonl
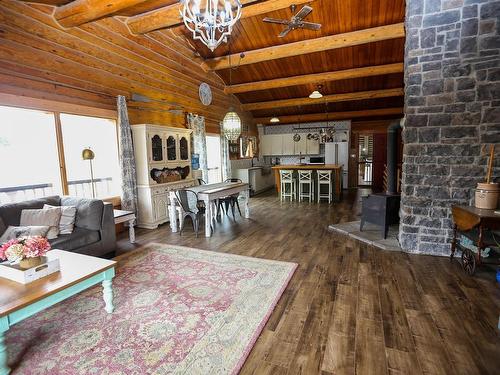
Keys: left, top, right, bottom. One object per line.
{"left": 486, "top": 145, "right": 495, "bottom": 184}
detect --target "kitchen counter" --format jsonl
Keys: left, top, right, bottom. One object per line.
{"left": 233, "top": 166, "right": 274, "bottom": 195}
{"left": 271, "top": 164, "right": 343, "bottom": 200}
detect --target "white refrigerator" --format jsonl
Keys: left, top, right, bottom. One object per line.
{"left": 324, "top": 142, "right": 349, "bottom": 189}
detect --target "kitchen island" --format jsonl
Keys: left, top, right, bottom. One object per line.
{"left": 271, "top": 164, "right": 343, "bottom": 201}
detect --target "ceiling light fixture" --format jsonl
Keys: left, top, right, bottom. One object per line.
{"left": 222, "top": 39, "right": 241, "bottom": 141}
{"left": 309, "top": 84, "right": 323, "bottom": 99}
{"left": 270, "top": 116, "right": 280, "bottom": 123}
{"left": 181, "top": 0, "right": 242, "bottom": 51}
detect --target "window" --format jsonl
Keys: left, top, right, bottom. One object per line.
{"left": 60, "top": 114, "right": 122, "bottom": 199}
{"left": 0, "top": 107, "right": 63, "bottom": 203}
{"left": 0, "top": 105, "right": 121, "bottom": 204}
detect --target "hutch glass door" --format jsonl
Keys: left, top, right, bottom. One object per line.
{"left": 151, "top": 134, "right": 163, "bottom": 162}
{"left": 167, "top": 135, "right": 177, "bottom": 161}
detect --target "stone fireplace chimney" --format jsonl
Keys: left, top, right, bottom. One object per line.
{"left": 400, "top": 0, "right": 500, "bottom": 255}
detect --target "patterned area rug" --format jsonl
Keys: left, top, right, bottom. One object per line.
{"left": 6, "top": 244, "right": 297, "bottom": 374}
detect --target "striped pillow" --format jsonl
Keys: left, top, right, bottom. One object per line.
{"left": 43, "top": 204, "right": 77, "bottom": 235}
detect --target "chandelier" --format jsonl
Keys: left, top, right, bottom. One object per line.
{"left": 181, "top": 0, "right": 242, "bottom": 51}
{"left": 222, "top": 108, "right": 241, "bottom": 141}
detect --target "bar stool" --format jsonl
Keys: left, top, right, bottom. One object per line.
{"left": 298, "top": 170, "right": 314, "bottom": 202}
{"left": 280, "top": 170, "right": 296, "bottom": 201}
{"left": 317, "top": 170, "right": 333, "bottom": 203}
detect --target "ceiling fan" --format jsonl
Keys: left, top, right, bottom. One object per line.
{"left": 263, "top": 4, "right": 321, "bottom": 38}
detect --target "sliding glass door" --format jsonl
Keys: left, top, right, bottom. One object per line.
{"left": 206, "top": 135, "right": 222, "bottom": 184}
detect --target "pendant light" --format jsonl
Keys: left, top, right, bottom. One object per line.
{"left": 309, "top": 84, "right": 323, "bottom": 99}
{"left": 181, "top": 0, "right": 242, "bottom": 51}
{"left": 222, "top": 40, "right": 241, "bottom": 141}
{"left": 270, "top": 116, "right": 280, "bottom": 123}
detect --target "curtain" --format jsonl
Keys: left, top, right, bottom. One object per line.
{"left": 220, "top": 122, "right": 231, "bottom": 181}
{"left": 117, "top": 96, "right": 138, "bottom": 220}
{"left": 187, "top": 113, "right": 208, "bottom": 182}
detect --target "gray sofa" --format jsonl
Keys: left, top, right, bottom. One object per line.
{"left": 0, "top": 196, "right": 116, "bottom": 258}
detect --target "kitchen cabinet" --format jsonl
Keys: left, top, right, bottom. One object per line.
{"left": 282, "top": 135, "right": 295, "bottom": 155}
{"left": 261, "top": 134, "right": 320, "bottom": 156}
{"left": 261, "top": 134, "right": 272, "bottom": 155}
{"left": 269, "top": 134, "right": 283, "bottom": 155}
{"left": 294, "top": 136, "right": 307, "bottom": 154}
{"left": 233, "top": 167, "right": 275, "bottom": 195}
{"left": 306, "top": 137, "right": 320, "bottom": 155}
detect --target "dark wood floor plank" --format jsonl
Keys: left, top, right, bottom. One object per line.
{"left": 114, "top": 189, "right": 500, "bottom": 375}
{"left": 355, "top": 318, "right": 388, "bottom": 375}
{"left": 386, "top": 348, "right": 421, "bottom": 375}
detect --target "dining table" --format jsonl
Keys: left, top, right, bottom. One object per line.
{"left": 168, "top": 181, "right": 250, "bottom": 237}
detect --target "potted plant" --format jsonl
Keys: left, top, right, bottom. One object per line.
{"left": 0, "top": 236, "right": 51, "bottom": 269}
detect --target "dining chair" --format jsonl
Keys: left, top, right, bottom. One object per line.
{"left": 217, "top": 178, "right": 242, "bottom": 218}
{"left": 175, "top": 189, "right": 211, "bottom": 237}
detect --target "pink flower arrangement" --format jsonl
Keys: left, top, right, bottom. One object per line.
{"left": 0, "top": 236, "right": 51, "bottom": 262}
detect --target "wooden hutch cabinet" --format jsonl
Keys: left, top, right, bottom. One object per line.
{"left": 132, "top": 124, "right": 194, "bottom": 229}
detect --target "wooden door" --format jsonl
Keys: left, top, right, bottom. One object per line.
{"left": 372, "top": 133, "right": 387, "bottom": 192}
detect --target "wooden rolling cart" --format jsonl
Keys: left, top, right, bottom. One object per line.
{"left": 450, "top": 205, "right": 500, "bottom": 275}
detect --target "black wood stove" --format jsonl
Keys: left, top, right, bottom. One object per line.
{"left": 360, "top": 121, "right": 401, "bottom": 239}
{"left": 360, "top": 194, "right": 400, "bottom": 238}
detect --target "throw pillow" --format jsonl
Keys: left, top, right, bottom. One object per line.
{"left": 20, "top": 208, "right": 61, "bottom": 239}
{"left": 0, "top": 216, "right": 6, "bottom": 237}
{"left": 43, "top": 204, "right": 77, "bottom": 235}
{"left": 0, "top": 225, "right": 50, "bottom": 243}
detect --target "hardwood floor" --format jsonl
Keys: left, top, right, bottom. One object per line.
{"left": 116, "top": 189, "right": 500, "bottom": 375}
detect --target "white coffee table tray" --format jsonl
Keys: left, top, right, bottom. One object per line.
{"left": 0, "top": 257, "right": 60, "bottom": 284}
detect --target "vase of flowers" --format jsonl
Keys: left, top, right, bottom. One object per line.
{"left": 0, "top": 236, "right": 51, "bottom": 269}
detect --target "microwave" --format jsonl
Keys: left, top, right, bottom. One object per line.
{"left": 308, "top": 156, "right": 325, "bottom": 164}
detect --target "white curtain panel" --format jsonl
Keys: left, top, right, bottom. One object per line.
{"left": 117, "top": 96, "right": 138, "bottom": 220}
{"left": 188, "top": 113, "right": 208, "bottom": 182}
{"left": 220, "top": 122, "right": 231, "bottom": 181}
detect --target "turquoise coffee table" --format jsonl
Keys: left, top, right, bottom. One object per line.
{"left": 0, "top": 250, "right": 116, "bottom": 375}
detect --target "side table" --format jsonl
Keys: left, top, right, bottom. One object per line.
{"left": 113, "top": 209, "right": 136, "bottom": 243}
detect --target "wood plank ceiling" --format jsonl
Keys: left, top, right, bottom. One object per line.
{"left": 181, "top": 0, "right": 406, "bottom": 124}
{"left": 9, "top": 0, "right": 405, "bottom": 125}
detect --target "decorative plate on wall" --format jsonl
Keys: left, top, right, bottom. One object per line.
{"left": 199, "top": 82, "right": 212, "bottom": 106}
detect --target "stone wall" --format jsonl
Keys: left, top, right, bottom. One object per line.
{"left": 400, "top": 0, "right": 500, "bottom": 255}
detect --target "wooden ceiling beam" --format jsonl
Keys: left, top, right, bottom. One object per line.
{"left": 202, "top": 23, "right": 405, "bottom": 71}
{"left": 127, "top": 0, "right": 269, "bottom": 34}
{"left": 241, "top": 88, "right": 404, "bottom": 111}
{"left": 19, "top": 0, "right": 69, "bottom": 4}
{"left": 255, "top": 107, "right": 403, "bottom": 124}
{"left": 225, "top": 63, "right": 403, "bottom": 94}
{"left": 54, "top": 0, "right": 150, "bottom": 28}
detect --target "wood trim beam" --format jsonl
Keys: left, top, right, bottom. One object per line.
{"left": 54, "top": 0, "right": 150, "bottom": 28}
{"left": 127, "top": 0, "right": 268, "bottom": 34}
{"left": 241, "top": 88, "right": 404, "bottom": 111}
{"left": 255, "top": 107, "right": 403, "bottom": 124}
{"left": 0, "top": 92, "right": 117, "bottom": 118}
{"left": 225, "top": 63, "right": 404, "bottom": 94}
{"left": 202, "top": 23, "right": 405, "bottom": 71}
